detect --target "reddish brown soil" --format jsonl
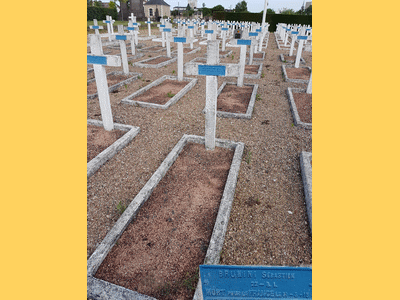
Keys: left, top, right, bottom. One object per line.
{"left": 253, "top": 53, "right": 264, "bottom": 59}
{"left": 245, "top": 65, "right": 260, "bottom": 74}
{"left": 283, "top": 55, "right": 297, "bottom": 62}
{"left": 87, "top": 125, "right": 126, "bottom": 162}
{"left": 87, "top": 74, "right": 131, "bottom": 95}
{"left": 146, "top": 46, "right": 164, "bottom": 51}
{"left": 217, "top": 84, "right": 253, "bottom": 114}
{"left": 133, "top": 79, "right": 188, "bottom": 105}
{"left": 219, "top": 51, "right": 230, "bottom": 56}
{"left": 95, "top": 143, "right": 234, "bottom": 300}
{"left": 183, "top": 48, "right": 195, "bottom": 53}
{"left": 144, "top": 56, "right": 173, "bottom": 65}
{"left": 292, "top": 92, "right": 312, "bottom": 123}
{"left": 286, "top": 67, "right": 311, "bottom": 80}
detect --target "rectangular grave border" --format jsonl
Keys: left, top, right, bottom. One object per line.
{"left": 138, "top": 35, "right": 157, "bottom": 41}
{"left": 87, "top": 134, "right": 244, "bottom": 300}
{"left": 87, "top": 119, "right": 140, "bottom": 178}
{"left": 138, "top": 45, "right": 165, "bottom": 53}
{"left": 300, "top": 151, "right": 312, "bottom": 234}
{"left": 201, "top": 82, "right": 258, "bottom": 119}
{"left": 121, "top": 75, "right": 198, "bottom": 109}
{"left": 171, "top": 46, "right": 201, "bottom": 55}
{"left": 280, "top": 53, "right": 305, "bottom": 64}
{"left": 126, "top": 52, "right": 145, "bottom": 61}
{"left": 219, "top": 49, "right": 233, "bottom": 58}
{"left": 252, "top": 51, "right": 265, "bottom": 61}
{"left": 286, "top": 87, "right": 312, "bottom": 129}
{"left": 282, "top": 65, "right": 311, "bottom": 84}
{"left": 244, "top": 62, "right": 263, "bottom": 79}
{"left": 87, "top": 71, "right": 142, "bottom": 99}
{"left": 189, "top": 57, "right": 207, "bottom": 63}
{"left": 133, "top": 55, "right": 177, "bottom": 69}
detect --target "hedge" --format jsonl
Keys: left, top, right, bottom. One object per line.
{"left": 87, "top": 6, "right": 118, "bottom": 21}
{"left": 213, "top": 12, "right": 312, "bottom": 32}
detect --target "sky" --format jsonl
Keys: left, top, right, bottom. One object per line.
{"left": 103, "top": 0, "right": 309, "bottom": 13}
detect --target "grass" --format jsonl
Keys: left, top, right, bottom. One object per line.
{"left": 245, "top": 151, "right": 252, "bottom": 164}
{"left": 116, "top": 201, "right": 127, "bottom": 215}
{"left": 167, "top": 91, "right": 175, "bottom": 98}
{"left": 256, "top": 94, "right": 261, "bottom": 101}
{"left": 261, "top": 72, "right": 265, "bottom": 78}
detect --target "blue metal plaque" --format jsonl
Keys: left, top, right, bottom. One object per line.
{"left": 249, "top": 32, "right": 258, "bottom": 37}
{"left": 131, "top": 22, "right": 138, "bottom": 26}
{"left": 297, "top": 36, "right": 308, "bottom": 40}
{"left": 237, "top": 39, "right": 251, "bottom": 45}
{"left": 198, "top": 65, "right": 226, "bottom": 76}
{"left": 87, "top": 55, "right": 107, "bottom": 65}
{"left": 256, "top": 29, "right": 261, "bottom": 32}
{"left": 116, "top": 35, "right": 127, "bottom": 40}
{"left": 91, "top": 26, "right": 100, "bottom": 29}
{"left": 188, "top": 26, "right": 194, "bottom": 29}
{"left": 146, "top": 21, "right": 151, "bottom": 24}
{"left": 205, "top": 30, "right": 214, "bottom": 34}
{"left": 222, "top": 28, "right": 228, "bottom": 31}
{"left": 104, "top": 20, "right": 111, "bottom": 24}
{"left": 159, "top": 24, "right": 165, "bottom": 27}
{"left": 127, "top": 26, "right": 136, "bottom": 30}
{"left": 306, "top": 29, "right": 311, "bottom": 31}
{"left": 200, "top": 265, "right": 312, "bottom": 299}
{"left": 292, "top": 31, "right": 299, "bottom": 34}
{"left": 174, "top": 37, "right": 186, "bottom": 43}
{"left": 163, "top": 28, "right": 171, "bottom": 32}
{"left": 286, "top": 28, "right": 291, "bottom": 31}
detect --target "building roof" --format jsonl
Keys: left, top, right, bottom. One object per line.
{"left": 144, "top": 0, "right": 170, "bottom": 6}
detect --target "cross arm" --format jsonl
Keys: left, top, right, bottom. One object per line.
{"left": 87, "top": 54, "right": 121, "bottom": 67}
{"left": 184, "top": 62, "right": 241, "bottom": 77}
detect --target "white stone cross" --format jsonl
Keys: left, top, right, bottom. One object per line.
{"left": 289, "top": 30, "right": 299, "bottom": 56}
{"left": 111, "top": 25, "right": 133, "bottom": 74}
{"left": 171, "top": 36, "right": 195, "bottom": 80}
{"left": 227, "top": 38, "right": 255, "bottom": 87}
{"left": 87, "top": 34, "right": 121, "bottom": 131}
{"left": 90, "top": 19, "right": 104, "bottom": 36}
{"left": 103, "top": 15, "right": 115, "bottom": 42}
{"left": 145, "top": 18, "right": 153, "bottom": 36}
{"left": 162, "top": 27, "right": 174, "bottom": 57}
{"left": 295, "top": 35, "right": 310, "bottom": 68}
{"left": 184, "top": 40, "right": 242, "bottom": 150}
{"left": 221, "top": 27, "right": 229, "bottom": 51}
{"left": 128, "top": 14, "right": 140, "bottom": 45}
{"left": 187, "top": 25, "right": 195, "bottom": 49}
{"left": 248, "top": 32, "right": 259, "bottom": 64}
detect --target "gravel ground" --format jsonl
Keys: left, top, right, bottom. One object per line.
{"left": 87, "top": 32, "right": 312, "bottom": 269}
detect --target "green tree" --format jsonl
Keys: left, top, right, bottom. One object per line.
{"left": 186, "top": 4, "right": 191, "bottom": 10}
{"left": 280, "top": 8, "right": 296, "bottom": 15}
{"left": 305, "top": 5, "right": 312, "bottom": 15}
{"left": 267, "top": 8, "right": 275, "bottom": 14}
{"left": 109, "top": 1, "right": 116, "bottom": 9}
{"left": 202, "top": 7, "right": 211, "bottom": 17}
{"left": 94, "top": 0, "right": 102, "bottom": 8}
{"left": 211, "top": 5, "right": 224, "bottom": 12}
{"left": 235, "top": 1, "right": 248, "bottom": 13}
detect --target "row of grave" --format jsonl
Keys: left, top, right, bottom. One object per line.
{"left": 87, "top": 15, "right": 312, "bottom": 300}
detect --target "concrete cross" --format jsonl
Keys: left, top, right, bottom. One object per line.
{"left": 184, "top": 40, "right": 242, "bottom": 150}
{"left": 87, "top": 34, "right": 121, "bottom": 131}
{"left": 111, "top": 25, "right": 133, "bottom": 74}
{"left": 221, "top": 27, "right": 229, "bottom": 51}
{"left": 145, "top": 18, "right": 153, "bottom": 36}
{"left": 248, "top": 32, "right": 259, "bottom": 64}
{"left": 294, "top": 35, "right": 310, "bottom": 68}
{"left": 171, "top": 36, "right": 195, "bottom": 81}
{"left": 226, "top": 38, "right": 255, "bottom": 87}
{"left": 103, "top": 15, "right": 115, "bottom": 42}
{"left": 289, "top": 30, "right": 299, "bottom": 56}
{"left": 90, "top": 19, "right": 104, "bottom": 36}
{"left": 187, "top": 25, "right": 195, "bottom": 49}
{"left": 126, "top": 20, "right": 138, "bottom": 55}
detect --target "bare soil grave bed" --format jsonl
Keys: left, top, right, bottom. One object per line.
{"left": 87, "top": 72, "right": 141, "bottom": 99}
{"left": 87, "top": 125, "right": 126, "bottom": 162}
{"left": 134, "top": 55, "right": 177, "bottom": 68}
{"left": 87, "top": 135, "right": 244, "bottom": 300}
{"left": 286, "top": 88, "right": 312, "bottom": 129}
{"left": 140, "top": 45, "right": 165, "bottom": 52}
{"left": 282, "top": 65, "right": 312, "bottom": 83}
{"left": 121, "top": 75, "right": 198, "bottom": 109}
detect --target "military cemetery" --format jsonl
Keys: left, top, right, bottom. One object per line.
{"left": 87, "top": 1, "right": 312, "bottom": 299}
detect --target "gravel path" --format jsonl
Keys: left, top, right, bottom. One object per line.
{"left": 87, "top": 32, "right": 312, "bottom": 268}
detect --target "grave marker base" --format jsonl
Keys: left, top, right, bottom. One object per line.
{"left": 286, "top": 87, "right": 312, "bottom": 129}
{"left": 87, "top": 119, "right": 140, "bottom": 178}
{"left": 87, "top": 134, "right": 244, "bottom": 300}
{"left": 87, "top": 71, "right": 142, "bottom": 99}
{"left": 121, "top": 75, "right": 197, "bottom": 109}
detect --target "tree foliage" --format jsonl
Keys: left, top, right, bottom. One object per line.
{"left": 211, "top": 5, "right": 225, "bottom": 12}
{"left": 108, "top": 1, "right": 116, "bottom": 9}
{"left": 235, "top": 1, "right": 248, "bottom": 13}
{"left": 280, "top": 8, "right": 296, "bottom": 15}
{"left": 267, "top": 8, "right": 275, "bottom": 14}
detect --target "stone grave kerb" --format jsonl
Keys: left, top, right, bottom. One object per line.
{"left": 90, "top": 19, "right": 104, "bottom": 37}
{"left": 87, "top": 34, "right": 122, "bottom": 131}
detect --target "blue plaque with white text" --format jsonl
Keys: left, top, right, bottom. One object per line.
{"left": 198, "top": 65, "right": 226, "bottom": 76}
{"left": 200, "top": 265, "right": 312, "bottom": 299}
{"left": 237, "top": 39, "right": 251, "bottom": 45}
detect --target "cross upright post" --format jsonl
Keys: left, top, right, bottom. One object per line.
{"left": 145, "top": 17, "right": 153, "bottom": 36}
{"left": 248, "top": 32, "right": 259, "bottom": 65}
{"left": 103, "top": 15, "right": 113, "bottom": 42}
{"left": 87, "top": 34, "right": 122, "bottom": 131}
{"left": 289, "top": 30, "right": 299, "bottom": 56}
{"left": 295, "top": 35, "right": 309, "bottom": 68}
{"left": 112, "top": 25, "right": 132, "bottom": 74}
{"left": 90, "top": 19, "right": 104, "bottom": 36}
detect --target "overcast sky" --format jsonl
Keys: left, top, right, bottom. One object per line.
{"left": 103, "top": 1, "right": 309, "bottom": 13}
